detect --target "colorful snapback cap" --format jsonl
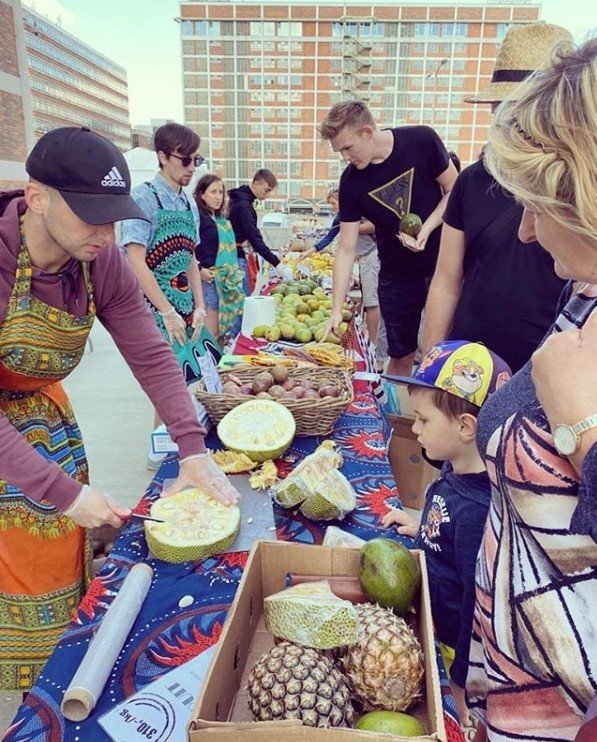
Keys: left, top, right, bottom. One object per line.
{"left": 383, "top": 340, "right": 512, "bottom": 408}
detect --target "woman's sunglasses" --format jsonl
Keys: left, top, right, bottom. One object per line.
{"left": 169, "top": 153, "right": 205, "bottom": 168}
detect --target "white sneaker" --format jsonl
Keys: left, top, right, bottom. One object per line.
{"left": 146, "top": 451, "right": 166, "bottom": 471}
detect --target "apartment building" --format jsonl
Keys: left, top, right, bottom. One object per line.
{"left": 0, "top": 0, "right": 34, "bottom": 187}
{"left": 22, "top": 6, "right": 131, "bottom": 151}
{"left": 179, "top": 0, "right": 540, "bottom": 203}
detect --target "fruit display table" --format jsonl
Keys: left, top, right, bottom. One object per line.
{"left": 5, "top": 338, "right": 465, "bottom": 742}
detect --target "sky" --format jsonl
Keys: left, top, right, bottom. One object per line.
{"left": 24, "top": 0, "right": 596, "bottom": 126}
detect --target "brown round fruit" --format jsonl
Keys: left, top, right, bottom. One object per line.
{"left": 318, "top": 385, "right": 341, "bottom": 398}
{"left": 255, "top": 391, "right": 272, "bottom": 399}
{"left": 282, "top": 379, "right": 297, "bottom": 391}
{"left": 222, "top": 381, "right": 242, "bottom": 395}
{"left": 271, "top": 365, "right": 289, "bottom": 384}
{"left": 239, "top": 385, "right": 252, "bottom": 395}
{"left": 269, "top": 384, "right": 286, "bottom": 398}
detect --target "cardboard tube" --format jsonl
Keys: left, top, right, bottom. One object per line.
{"left": 61, "top": 562, "right": 153, "bottom": 721}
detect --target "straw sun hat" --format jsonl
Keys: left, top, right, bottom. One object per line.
{"left": 465, "top": 22, "right": 572, "bottom": 104}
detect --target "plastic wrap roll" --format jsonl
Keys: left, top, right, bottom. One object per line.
{"left": 240, "top": 295, "right": 276, "bottom": 336}
{"left": 61, "top": 562, "right": 153, "bottom": 721}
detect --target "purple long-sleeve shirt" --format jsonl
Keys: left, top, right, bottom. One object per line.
{"left": 0, "top": 195, "right": 206, "bottom": 511}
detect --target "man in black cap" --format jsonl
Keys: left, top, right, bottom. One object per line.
{"left": 0, "top": 126, "right": 239, "bottom": 692}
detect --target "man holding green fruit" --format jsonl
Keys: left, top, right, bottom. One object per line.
{"left": 318, "top": 101, "right": 457, "bottom": 375}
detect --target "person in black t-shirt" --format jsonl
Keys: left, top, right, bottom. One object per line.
{"left": 319, "top": 101, "right": 458, "bottom": 376}
{"left": 422, "top": 22, "right": 571, "bottom": 373}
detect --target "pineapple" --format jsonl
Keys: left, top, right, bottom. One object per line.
{"left": 339, "top": 604, "right": 424, "bottom": 712}
{"left": 247, "top": 641, "right": 355, "bottom": 727}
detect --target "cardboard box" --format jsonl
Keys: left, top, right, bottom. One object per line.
{"left": 387, "top": 415, "right": 437, "bottom": 511}
{"left": 189, "top": 541, "right": 445, "bottom": 741}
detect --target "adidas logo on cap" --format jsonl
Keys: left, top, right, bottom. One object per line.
{"left": 101, "top": 166, "right": 126, "bottom": 188}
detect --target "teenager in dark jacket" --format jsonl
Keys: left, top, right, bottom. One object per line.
{"left": 382, "top": 340, "right": 511, "bottom": 727}
{"left": 228, "top": 169, "right": 281, "bottom": 294}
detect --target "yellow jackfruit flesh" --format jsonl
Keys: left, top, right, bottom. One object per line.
{"left": 145, "top": 489, "right": 240, "bottom": 563}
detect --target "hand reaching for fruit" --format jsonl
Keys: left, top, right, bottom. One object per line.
{"left": 161, "top": 453, "right": 241, "bottom": 506}
{"left": 381, "top": 508, "right": 419, "bottom": 538}
{"left": 321, "top": 309, "right": 343, "bottom": 343}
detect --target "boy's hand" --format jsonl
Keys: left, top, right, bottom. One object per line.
{"left": 381, "top": 508, "right": 418, "bottom": 538}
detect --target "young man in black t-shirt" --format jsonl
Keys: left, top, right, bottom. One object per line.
{"left": 422, "top": 22, "right": 571, "bottom": 373}
{"left": 319, "top": 101, "right": 458, "bottom": 375}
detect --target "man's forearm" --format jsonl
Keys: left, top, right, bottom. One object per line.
{"left": 423, "top": 190, "right": 451, "bottom": 234}
{"left": 127, "top": 244, "right": 171, "bottom": 313}
{"left": 332, "top": 244, "right": 356, "bottom": 313}
{"left": 422, "top": 276, "right": 460, "bottom": 352}
{"left": 189, "top": 257, "right": 204, "bottom": 308}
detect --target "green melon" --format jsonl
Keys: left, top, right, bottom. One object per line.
{"left": 145, "top": 489, "right": 240, "bottom": 563}
{"left": 264, "top": 581, "right": 359, "bottom": 649}
{"left": 359, "top": 538, "right": 421, "bottom": 615}
{"left": 217, "top": 399, "right": 296, "bottom": 463}
{"left": 400, "top": 213, "right": 423, "bottom": 237}
{"left": 356, "top": 710, "right": 425, "bottom": 736}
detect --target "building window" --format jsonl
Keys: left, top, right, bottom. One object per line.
{"left": 250, "top": 21, "right": 275, "bottom": 36}
{"left": 414, "top": 23, "right": 441, "bottom": 37}
{"left": 497, "top": 24, "right": 510, "bottom": 40}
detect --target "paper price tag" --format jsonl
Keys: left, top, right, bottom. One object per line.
{"left": 99, "top": 645, "right": 217, "bottom": 742}
{"left": 198, "top": 353, "right": 223, "bottom": 393}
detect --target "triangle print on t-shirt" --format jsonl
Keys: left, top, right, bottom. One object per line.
{"left": 368, "top": 167, "right": 414, "bottom": 221}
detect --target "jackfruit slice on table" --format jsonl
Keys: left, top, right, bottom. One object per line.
{"left": 145, "top": 488, "right": 240, "bottom": 563}
{"left": 264, "top": 581, "right": 359, "bottom": 650}
{"left": 274, "top": 441, "right": 344, "bottom": 509}
{"left": 274, "top": 442, "right": 356, "bottom": 521}
{"left": 217, "top": 399, "right": 296, "bottom": 463}
{"left": 298, "top": 468, "right": 357, "bottom": 521}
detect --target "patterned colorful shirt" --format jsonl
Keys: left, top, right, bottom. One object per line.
{"left": 467, "top": 282, "right": 597, "bottom": 740}
{"left": 120, "top": 172, "right": 200, "bottom": 249}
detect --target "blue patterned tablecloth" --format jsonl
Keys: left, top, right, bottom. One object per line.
{"left": 5, "top": 389, "right": 464, "bottom": 742}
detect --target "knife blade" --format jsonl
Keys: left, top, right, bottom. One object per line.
{"left": 127, "top": 513, "right": 165, "bottom": 524}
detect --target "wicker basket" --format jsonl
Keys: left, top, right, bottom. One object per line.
{"left": 195, "top": 365, "right": 353, "bottom": 437}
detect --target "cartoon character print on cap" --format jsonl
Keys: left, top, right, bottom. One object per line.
{"left": 439, "top": 356, "right": 486, "bottom": 405}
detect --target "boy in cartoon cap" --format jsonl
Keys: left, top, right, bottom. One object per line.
{"left": 382, "top": 340, "right": 511, "bottom": 727}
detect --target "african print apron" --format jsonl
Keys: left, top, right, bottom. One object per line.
{"left": 213, "top": 216, "right": 244, "bottom": 338}
{"left": 0, "top": 223, "right": 94, "bottom": 691}
{"left": 144, "top": 184, "right": 202, "bottom": 384}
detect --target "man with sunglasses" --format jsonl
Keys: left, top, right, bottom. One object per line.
{"left": 122, "top": 122, "right": 208, "bottom": 468}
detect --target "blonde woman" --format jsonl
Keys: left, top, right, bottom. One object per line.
{"left": 466, "top": 38, "right": 597, "bottom": 740}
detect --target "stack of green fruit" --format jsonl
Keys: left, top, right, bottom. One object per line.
{"left": 253, "top": 280, "right": 353, "bottom": 344}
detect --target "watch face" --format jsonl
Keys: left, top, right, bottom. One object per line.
{"left": 554, "top": 425, "right": 578, "bottom": 456}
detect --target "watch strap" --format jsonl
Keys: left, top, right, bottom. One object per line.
{"left": 572, "top": 414, "right": 597, "bottom": 436}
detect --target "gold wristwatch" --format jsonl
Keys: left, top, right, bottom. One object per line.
{"left": 553, "top": 415, "right": 597, "bottom": 456}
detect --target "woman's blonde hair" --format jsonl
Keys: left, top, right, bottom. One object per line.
{"left": 485, "top": 37, "right": 597, "bottom": 249}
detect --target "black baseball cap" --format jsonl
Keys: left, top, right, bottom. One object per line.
{"left": 25, "top": 127, "right": 149, "bottom": 225}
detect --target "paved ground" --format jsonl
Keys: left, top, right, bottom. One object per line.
{"left": 1, "top": 322, "right": 154, "bottom": 733}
